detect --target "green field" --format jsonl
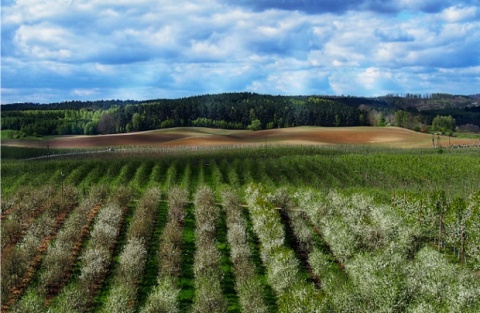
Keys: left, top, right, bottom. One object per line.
{"left": 1, "top": 144, "right": 480, "bottom": 312}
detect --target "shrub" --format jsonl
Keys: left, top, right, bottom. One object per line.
{"left": 236, "top": 277, "right": 269, "bottom": 313}
{"left": 193, "top": 276, "right": 227, "bottom": 313}
{"left": 159, "top": 243, "right": 182, "bottom": 279}
{"left": 101, "top": 285, "right": 136, "bottom": 313}
{"left": 194, "top": 186, "right": 217, "bottom": 222}
{"left": 47, "top": 284, "right": 89, "bottom": 313}
{"left": 1, "top": 247, "right": 25, "bottom": 304}
{"left": 39, "top": 189, "right": 107, "bottom": 297}
{"left": 245, "top": 184, "right": 323, "bottom": 309}
{"left": 140, "top": 278, "right": 180, "bottom": 313}
{"left": 89, "top": 184, "right": 110, "bottom": 202}
{"left": 110, "top": 186, "right": 133, "bottom": 208}
{"left": 9, "top": 289, "right": 45, "bottom": 313}
{"left": 192, "top": 186, "right": 227, "bottom": 313}
{"left": 223, "top": 190, "right": 268, "bottom": 313}
{"left": 1, "top": 218, "right": 21, "bottom": 248}
{"left": 117, "top": 237, "right": 147, "bottom": 285}
{"left": 40, "top": 241, "right": 71, "bottom": 295}
{"left": 193, "top": 244, "right": 222, "bottom": 281}
{"left": 267, "top": 247, "right": 302, "bottom": 295}
{"left": 142, "top": 187, "right": 186, "bottom": 313}
{"left": 79, "top": 246, "right": 110, "bottom": 286}
{"left": 128, "top": 187, "right": 161, "bottom": 240}
{"left": 167, "top": 187, "right": 188, "bottom": 222}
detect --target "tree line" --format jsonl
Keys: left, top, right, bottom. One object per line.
{"left": 1, "top": 93, "right": 478, "bottom": 137}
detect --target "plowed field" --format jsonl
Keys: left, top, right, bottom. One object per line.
{"left": 2, "top": 126, "right": 477, "bottom": 149}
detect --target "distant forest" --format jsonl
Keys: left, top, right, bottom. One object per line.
{"left": 2, "top": 93, "right": 479, "bottom": 138}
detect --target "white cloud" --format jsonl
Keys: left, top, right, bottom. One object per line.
{"left": 1, "top": 0, "right": 479, "bottom": 103}
{"left": 357, "top": 67, "right": 393, "bottom": 90}
{"left": 440, "top": 5, "right": 478, "bottom": 22}
{"left": 72, "top": 88, "right": 99, "bottom": 97}
{"left": 15, "top": 23, "right": 72, "bottom": 51}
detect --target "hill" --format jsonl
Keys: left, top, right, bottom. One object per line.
{"left": 1, "top": 93, "right": 479, "bottom": 139}
{"left": 2, "top": 126, "right": 479, "bottom": 150}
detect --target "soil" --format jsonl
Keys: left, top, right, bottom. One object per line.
{"left": 2, "top": 126, "right": 478, "bottom": 149}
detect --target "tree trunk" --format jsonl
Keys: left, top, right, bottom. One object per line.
{"left": 438, "top": 213, "right": 443, "bottom": 251}
{"left": 460, "top": 223, "right": 465, "bottom": 264}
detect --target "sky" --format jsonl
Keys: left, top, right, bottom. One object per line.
{"left": 1, "top": 0, "right": 479, "bottom": 103}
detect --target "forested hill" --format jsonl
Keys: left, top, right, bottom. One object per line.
{"left": 2, "top": 92, "right": 479, "bottom": 138}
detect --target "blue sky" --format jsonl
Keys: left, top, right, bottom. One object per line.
{"left": 1, "top": 0, "right": 479, "bottom": 103}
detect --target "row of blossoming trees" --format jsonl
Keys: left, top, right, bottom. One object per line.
{"left": 2, "top": 182, "right": 479, "bottom": 312}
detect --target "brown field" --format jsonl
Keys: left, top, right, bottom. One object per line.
{"left": 2, "top": 126, "right": 478, "bottom": 149}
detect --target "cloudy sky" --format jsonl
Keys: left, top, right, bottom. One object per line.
{"left": 1, "top": 0, "right": 479, "bottom": 103}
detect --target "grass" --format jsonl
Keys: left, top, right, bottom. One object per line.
{"left": 136, "top": 199, "right": 169, "bottom": 310}
{"left": 454, "top": 132, "right": 480, "bottom": 139}
{"left": 241, "top": 208, "right": 278, "bottom": 313}
{"left": 279, "top": 210, "right": 318, "bottom": 287}
{"left": 217, "top": 206, "right": 241, "bottom": 312}
{"left": 0, "top": 129, "right": 58, "bottom": 141}
{"left": 178, "top": 203, "right": 196, "bottom": 312}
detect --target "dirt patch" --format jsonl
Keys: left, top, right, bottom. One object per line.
{"left": 2, "top": 127, "right": 478, "bottom": 149}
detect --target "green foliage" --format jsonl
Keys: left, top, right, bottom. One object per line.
{"left": 1, "top": 145, "right": 480, "bottom": 312}
{"left": 245, "top": 185, "right": 324, "bottom": 311}
{"left": 141, "top": 278, "right": 180, "bottom": 313}
{"left": 298, "top": 189, "right": 480, "bottom": 312}
{"left": 432, "top": 115, "right": 456, "bottom": 134}
{"left": 193, "top": 186, "right": 228, "bottom": 313}
{"left": 1, "top": 93, "right": 370, "bottom": 137}
{"left": 3, "top": 93, "right": 479, "bottom": 138}
{"left": 1, "top": 129, "right": 25, "bottom": 139}
{"left": 247, "top": 118, "right": 262, "bottom": 131}
{"left": 9, "top": 289, "right": 46, "bottom": 313}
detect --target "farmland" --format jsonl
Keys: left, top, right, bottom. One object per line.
{"left": 3, "top": 126, "right": 480, "bottom": 150}
{"left": 1, "top": 127, "right": 480, "bottom": 312}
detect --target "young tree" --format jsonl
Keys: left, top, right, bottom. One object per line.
{"left": 97, "top": 113, "right": 116, "bottom": 134}
{"left": 247, "top": 118, "right": 262, "bottom": 131}
{"left": 432, "top": 115, "right": 456, "bottom": 134}
{"left": 431, "top": 191, "right": 449, "bottom": 251}
{"left": 464, "top": 192, "right": 480, "bottom": 269}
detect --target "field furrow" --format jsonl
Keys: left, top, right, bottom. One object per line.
{"left": 129, "top": 160, "right": 155, "bottom": 192}
{"left": 216, "top": 202, "right": 241, "bottom": 312}
{"left": 47, "top": 187, "right": 132, "bottom": 312}
{"left": 192, "top": 186, "right": 228, "bottom": 312}
{"left": 147, "top": 162, "right": 164, "bottom": 186}
{"left": 40, "top": 188, "right": 107, "bottom": 303}
{"left": 140, "top": 187, "right": 187, "bottom": 313}
{"left": 245, "top": 185, "right": 323, "bottom": 312}
{"left": 114, "top": 160, "right": 140, "bottom": 187}
{"left": 2, "top": 191, "right": 79, "bottom": 311}
{"left": 222, "top": 190, "right": 269, "bottom": 312}
{"left": 99, "top": 188, "right": 161, "bottom": 312}
{"left": 163, "top": 160, "right": 179, "bottom": 192}
{"left": 178, "top": 202, "right": 196, "bottom": 312}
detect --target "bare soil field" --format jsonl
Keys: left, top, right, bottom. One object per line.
{"left": 2, "top": 126, "right": 478, "bottom": 149}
